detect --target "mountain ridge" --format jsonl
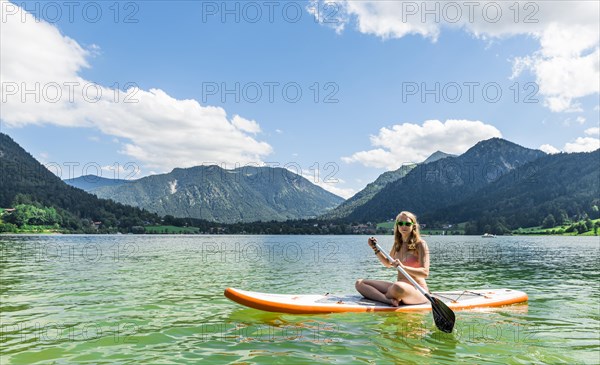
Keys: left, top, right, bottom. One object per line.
{"left": 89, "top": 164, "right": 344, "bottom": 223}
{"left": 344, "top": 138, "right": 546, "bottom": 222}
{"left": 321, "top": 150, "right": 454, "bottom": 220}
{"left": 65, "top": 175, "right": 130, "bottom": 191}
{"left": 0, "top": 133, "right": 160, "bottom": 232}
{"left": 421, "top": 149, "right": 600, "bottom": 232}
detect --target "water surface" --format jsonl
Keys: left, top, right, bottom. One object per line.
{"left": 1, "top": 235, "right": 598, "bottom": 364}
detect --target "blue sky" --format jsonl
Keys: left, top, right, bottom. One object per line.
{"left": 1, "top": 1, "right": 599, "bottom": 198}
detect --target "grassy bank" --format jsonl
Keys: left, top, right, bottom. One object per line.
{"left": 377, "top": 221, "right": 466, "bottom": 235}
{"left": 513, "top": 218, "right": 600, "bottom": 236}
{"left": 144, "top": 225, "right": 201, "bottom": 234}
{"left": 377, "top": 219, "right": 599, "bottom": 236}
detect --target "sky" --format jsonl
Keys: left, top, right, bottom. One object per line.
{"left": 1, "top": 0, "right": 599, "bottom": 199}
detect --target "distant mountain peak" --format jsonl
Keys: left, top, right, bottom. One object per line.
{"left": 460, "top": 138, "right": 545, "bottom": 162}
{"left": 64, "top": 175, "right": 130, "bottom": 191}
{"left": 470, "top": 137, "right": 540, "bottom": 152}
{"left": 422, "top": 151, "right": 455, "bottom": 164}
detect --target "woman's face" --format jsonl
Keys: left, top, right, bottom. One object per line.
{"left": 397, "top": 214, "right": 414, "bottom": 233}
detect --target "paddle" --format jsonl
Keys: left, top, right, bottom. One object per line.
{"left": 373, "top": 241, "right": 455, "bottom": 333}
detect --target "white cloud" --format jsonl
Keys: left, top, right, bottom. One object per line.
{"left": 585, "top": 127, "right": 600, "bottom": 136}
{"left": 541, "top": 128, "right": 600, "bottom": 153}
{"left": 231, "top": 115, "right": 261, "bottom": 134}
{"left": 306, "top": 0, "right": 347, "bottom": 35}
{"left": 562, "top": 116, "right": 589, "bottom": 126}
{"left": 311, "top": 1, "right": 598, "bottom": 42}
{"left": 342, "top": 148, "right": 395, "bottom": 169}
{"left": 319, "top": 184, "right": 355, "bottom": 200}
{"left": 342, "top": 119, "right": 502, "bottom": 170}
{"left": 0, "top": 1, "right": 272, "bottom": 172}
{"left": 513, "top": 25, "right": 599, "bottom": 112}
{"left": 539, "top": 144, "right": 560, "bottom": 154}
{"left": 564, "top": 137, "right": 600, "bottom": 153}
{"left": 307, "top": 173, "right": 355, "bottom": 200}
{"left": 287, "top": 166, "right": 355, "bottom": 199}
{"left": 311, "top": 1, "right": 600, "bottom": 113}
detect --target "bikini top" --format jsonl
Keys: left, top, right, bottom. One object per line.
{"left": 402, "top": 254, "right": 421, "bottom": 268}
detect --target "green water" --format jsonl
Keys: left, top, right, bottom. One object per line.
{"left": 1, "top": 235, "right": 598, "bottom": 364}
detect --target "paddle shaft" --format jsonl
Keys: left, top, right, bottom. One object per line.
{"left": 373, "top": 240, "right": 456, "bottom": 333}
{"left": 374, "top": 242, "right": 429, "bottom": 298}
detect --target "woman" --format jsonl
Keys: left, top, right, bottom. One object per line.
{"left": 355, "top": 211, "right": 430, "bottom": 306}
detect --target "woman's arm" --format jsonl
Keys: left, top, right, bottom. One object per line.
{"left": 369, "top": 237, "right": 394, "bottom": 267}
{"left": 374, "top": 246, "right": 393, "bottom": 267}
{"left": 376, "top": 249, "right": 394, "bottom": 267}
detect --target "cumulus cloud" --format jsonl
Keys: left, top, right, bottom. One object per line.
{"left": 306, "top": 173, "right": 355, "bottom": 200}
{"left": 539, "top": 144, "right": 560, "bottom": 154}
{"left": 231, "top": 115, "right": 261, "bottom": 134}
{"left": 564, "top": 137, "right": 600, "bottom": 153}
{"left": 310, "top": 1, "right": 599, "bottom": 113}
{"left": 512, "top": 25, "right": 599, "bottom": 112}
{"left": 302, "top": 169, "right": 355, "bottom": 200}
{"left": 585, "top": 127, "right": 600, "bottom": 136}
{"left": 0, "top": 0, "right": 272, "bottom": 172}
{"left": 342, "top": 119, "right": 502, "bottom": 170}
{"left": 540, "top": 127, "right": 600, "bottom": 154}
{"left": 323, "top": 185, "right": 355, "bottom": 200}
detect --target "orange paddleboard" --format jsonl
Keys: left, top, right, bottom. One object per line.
{"left": 224, "top": 287, "right": 528, "bottom": 314}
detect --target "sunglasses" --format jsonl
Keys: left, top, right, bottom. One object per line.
{"left": 396, "top": 221, "right": 414, "bottom": 227}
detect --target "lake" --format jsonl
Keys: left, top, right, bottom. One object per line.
{"left": 1, "top": 235, "right": 598, "bottom": 364}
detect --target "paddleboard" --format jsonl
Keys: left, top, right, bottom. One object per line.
{"left": 224, "top": 287, "right": 528, "bottom": 314}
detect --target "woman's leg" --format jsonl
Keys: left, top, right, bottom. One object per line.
{"left": 355, "top": 279, "right": 394, "bottom": 305}
{"left": 385, "top": 281, "right": 428, "bottom": 305}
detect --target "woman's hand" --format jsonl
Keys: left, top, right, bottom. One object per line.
{"left": 391, "top": 259, "right": 404, "bottom": 268}
{"left": 367, "top": 237, "right": 377, "bottom": 251}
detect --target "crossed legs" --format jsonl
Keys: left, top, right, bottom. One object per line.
{"left": 355, "top": 279, "right": 427, "bottom": 306}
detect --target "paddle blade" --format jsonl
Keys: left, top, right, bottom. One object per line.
{"left": 428, "top": 295, "right": 455, "bottom": 333}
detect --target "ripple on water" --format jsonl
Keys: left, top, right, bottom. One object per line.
{"left": 1, "top": 235, "right": 598, "bottom": 364}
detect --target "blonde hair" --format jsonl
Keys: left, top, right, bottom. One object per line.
{"left": 392, "top": 211, "right": 423, "bottom": 252}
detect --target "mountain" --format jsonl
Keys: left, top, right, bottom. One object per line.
{"left": 422, "top": 149, "right": 600, "bottom": 232}
{"left": 322, "top": 150, "right": 454, "bottom": 220}
{"left": 90, "top": 165, "right": 345, "bottom": 223}
{"left": 0, "top": 133, "right": 160, "bottom": 231}
{"left": 344, "top": 138, "right": 546, "bottom": 222}
{"left": 321, "top": 164, "right": 415, "bottom": 221}
{"left": 64, "top": 175, "right": 130, "bottom": 191}
{"left": 422, "top": 151, "right": 455, "bottom": 164}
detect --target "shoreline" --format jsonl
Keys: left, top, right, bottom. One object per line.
{"left": 2, "top": 232, "right": 596, "bottom": 237}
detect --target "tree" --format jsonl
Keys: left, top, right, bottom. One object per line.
{"left": 575, "top": 222, "right": 588, "bottom": 234}
{"left": 464, "top": 221, "right": 478, "bottom": 235}
{"left": 542, "top": 214, "right": 556, "bottom": 228}
{"left": 0, "top": 222, "right": 17, "bottom": 233}
{"left": 557, "top": 210, "right": 569, "bottom": 225}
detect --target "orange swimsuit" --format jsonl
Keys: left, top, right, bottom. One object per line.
{"left": 400, "top": 253, "right": 429, "bottom": 293}
{"left": 402, "top": 255, "right": 420, "bottom": 268}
